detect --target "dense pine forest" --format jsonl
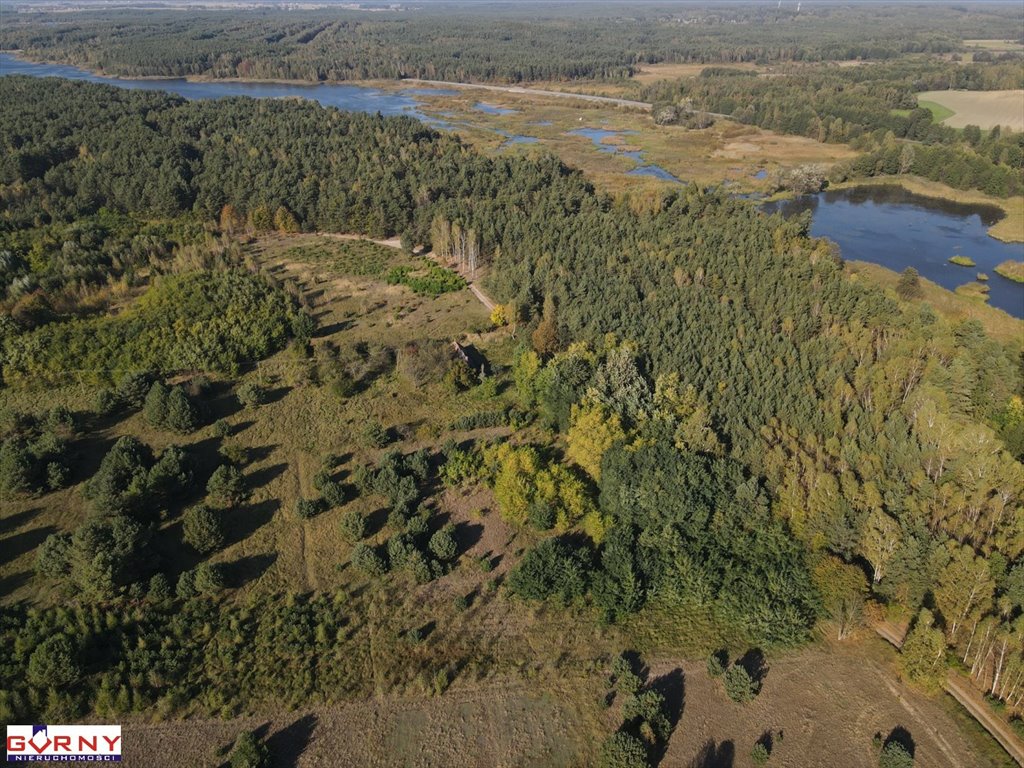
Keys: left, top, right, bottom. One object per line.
{"left": 0, "top": 72, "right": 1022, "bottom": 756}
{"left": 0, "top": 3, "right": 1018, "bottom": 83}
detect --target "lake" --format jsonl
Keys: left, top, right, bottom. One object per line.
{"left": 762, "top": 185, "right": 1024, "bottom": 318}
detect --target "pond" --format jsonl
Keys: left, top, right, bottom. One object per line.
{"left": 762, "top": 185, "right": 1024, "bottom": 318}
{"left": 568, "top": 127, "right": 681, "bottom": 182}
{"left": 628, "top": 165, "right": 683, "bottom": 183}
{"left": 474, "top": 102, "right": 517, "bottom": 115}
{"left": 567, "top": 127, "right": 638, "bottom": 153}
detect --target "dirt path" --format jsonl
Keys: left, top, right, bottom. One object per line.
{"left": 402, "top": 77, "right": 652, "bottom": 111}
{"left": 872, "top": 621, "right": 1024, "bottom": 766}
{"left": 401, "top": 77, "right": 739, "bottom": 122}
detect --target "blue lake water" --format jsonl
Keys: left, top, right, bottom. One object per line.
{"left": 568, "top": 127, "right": 638, "bottom": 153}
{"left": 474, "top": 102, "right": 517, "bottom": 115}
{"left": 569, "top": 127, "right": 680, "bottom": 181}
{"left": 0, "top": 53, "right": 451, "bottom": 123}
{"left": 628, "top": 165, "right": 682, "bottom": 183}
{"left": 762, "top": 185, "right": 1024, "bottom": 318}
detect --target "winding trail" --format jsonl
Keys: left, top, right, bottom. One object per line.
{"left": 402, "top": 77, "right": 652, "bottom": 111}
{"left": 872, "top": 620, "right": 1024, "bottom": 766}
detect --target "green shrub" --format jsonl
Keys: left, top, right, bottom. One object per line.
{"left": 428, "top": 523, "right": 458, "bottom": 562}
{"left": 879, "top": 741, "right": 914, "bottom": 768}
{"left": 206, "top": 464, "right": 246, "bottom": 507}
{"left": 706, "top": 652, "right": 726, "bottom": 678}
{"left": 165, "top": 387, "right": 201, "bottom": 434}
{"left": 351, "top": 543, "right": 387, "bottom": 576}
{"left": 723, "top": 664, "right": 757, "bottom": 703}
{"left": 296, "top": 497, "right": 323, "bottom": 520}
{"left": 599, "top": 731, "right": 648, "bottom": 768}
{"left": 360, "top": 420, "right": 390, "bottom": 448}
{"left": 27, "top": 635, "right": 80, "bottom": 689}
{"left": 236, "top": 382, "right": 267, "bottom": 408}
{"left": 193, "top": 562, "right": 224, "bottom": 595}
{"left": 339, "top": 510, "right": 366, "bottom": 543}
{"left": 182, "top": 504, "right": 225, "bottom": 554}
{"left": 507, "top": 538, "right": 590, "bottom": 604}
{"left": 229, "top": 730, "right": 269, "bottom": 768}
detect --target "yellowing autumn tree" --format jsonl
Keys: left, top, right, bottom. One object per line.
{"left": 566, "top": 402, "right": 625, "bottom": 481}
{"left": 900, "top": 608, "right": 947, "bottom": 691}
{"left": 486, "top": 443, "right": 541, "bottom": 525}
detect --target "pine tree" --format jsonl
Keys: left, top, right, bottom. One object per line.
{"left": 896, "top": 267, "right": 923, "bottom": 300}
{"left": 143, "top": 381, "right": 169, "bottom": 427}
{"left": 164, "top": 387, "right": 199, "bottom": 434}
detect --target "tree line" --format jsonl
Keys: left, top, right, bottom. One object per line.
{"left": 1, "top": 3, "right": 1019, "bottom": 83}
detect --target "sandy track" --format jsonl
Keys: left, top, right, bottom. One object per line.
{"left": 873, "top": 620, "right": 1024, "bottom": 765}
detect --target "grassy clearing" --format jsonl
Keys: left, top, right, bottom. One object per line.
{"left": 917, "top": 98, "right": 957, "bottom": 123}
{"left": 963, "top": 39, "right": 1024, "bottom": 52}
{"left": 280, "top": 237, "right": 398, "bottom": 276}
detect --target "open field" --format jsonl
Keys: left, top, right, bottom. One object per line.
{"left": 116, "top": 636, "right": 1006, "bottom": 767}
{"left": 918, "top": 99, "right": 957, "bottom": 124}
{"left": 629, "top": 61, "right": 765, "bottom": 86}
{"left": 917, "top": 90, "right": 1024, "bottom": 131}
{"left": 963, "top": 39, "right": 1024, "bottom": 52}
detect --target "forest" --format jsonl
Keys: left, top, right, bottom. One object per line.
{"left": 0, "top": 70, "right": 1022, "bottom": 761}
{"left": 0, "top": 3, "right": 1018, "bottom": 83}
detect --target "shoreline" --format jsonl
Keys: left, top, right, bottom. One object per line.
{"left": 847, "top": 259, "right": 1022, "bottom": 346}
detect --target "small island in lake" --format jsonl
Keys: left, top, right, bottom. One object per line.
{"left": 995, "top": 259, "right": 1024, "bottom": 283}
